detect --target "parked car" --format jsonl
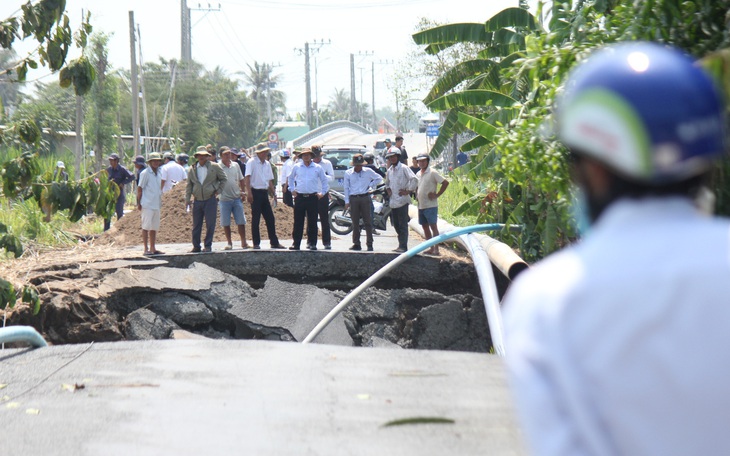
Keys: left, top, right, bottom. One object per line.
{"left": 321, "top": 144, "right": 369, "bottom": 192}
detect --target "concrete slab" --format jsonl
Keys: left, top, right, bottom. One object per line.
{"left": 97, "top": 263, "right": 226, "bottom": 297}
{"left": 0, "top": 340, "right": 526, "bottom": 455}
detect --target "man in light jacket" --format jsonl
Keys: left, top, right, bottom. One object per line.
{"left": 384, "top": 146, "right": 418, "bottom": 253}
{"left": 185, "top": 146, "right": 227, "bottom": 253}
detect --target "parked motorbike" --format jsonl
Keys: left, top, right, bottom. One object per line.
{"left": 328, "top": 184, "right": 390, "bottom": 236}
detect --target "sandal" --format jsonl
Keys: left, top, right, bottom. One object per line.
{"left": 224, "top": 244, "right": 233, "bottom": 250}
{"left": 152, "top": 250, "right": 165, "bottom": 255}
{"left": 143, "top": 251, "right": 153, "bottom": 256}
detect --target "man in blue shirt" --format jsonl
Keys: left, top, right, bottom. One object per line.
{"left": 104, "top": 153, "right": 135, "bottom": 231}
{"left": 287, "top": 148, "right": 328, "bottom": 250}
{"left": 344, "top": 154, "right": 384, "bottom": 251}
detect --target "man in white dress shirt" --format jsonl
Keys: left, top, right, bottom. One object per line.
{"left": 244, "top": 143, "right": 286, "bottom": 250}
{"left": 503, "top": 42, "right": 730, "bottom": 456}
{"left": 311, "top": 145, "right": 335, "bottom": 249}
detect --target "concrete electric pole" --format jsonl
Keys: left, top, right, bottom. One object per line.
{"left": 181, "top": 1, "right": 220, "bottom": 62}
{"left": 295, "top": 39, "right": 329, "bottom": 128}
{"left": 129, "top": 11, "right": 140, "bottom": 157}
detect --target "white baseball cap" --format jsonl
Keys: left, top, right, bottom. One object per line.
{"left": 57, "top": 161, "right": 65, "bottom": 168}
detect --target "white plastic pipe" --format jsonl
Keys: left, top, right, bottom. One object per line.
{"left": 462, "top": 233, "right": 505, "bottom": 356}
{"left": 302, "top": 224, "right": 506, "bottom": 345}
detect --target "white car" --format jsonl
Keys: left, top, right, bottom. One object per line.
{"left": 321, "top": 144, "right": 369, "bottom": 192}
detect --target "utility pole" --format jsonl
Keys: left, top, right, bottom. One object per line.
{"left": 372, "top": 60, "right": 393, "bottom": 132}
{"left": 75, "top": 8, "right": 85, "bottom": 174}
{"left": 295, "top": 39, "right": 329, "bottom": 128}
{"left": 351, "top": 52, "right": 373, "bottom": 127}
{"left": 181, "top": 1, "right": 220, "bottom": 62}
{"left": 350, "top": 54, "right": 356, "bottom": 121}
{"left": 181, "top": 0, "right": 191, "bottom": 61}
{"left": 358, "top": 67, "right": 364, "bottom": 126}
{"left": 129, "top": 11, "right": 140, "bottom": 157}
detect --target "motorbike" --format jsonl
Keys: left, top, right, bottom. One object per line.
{"left": 328, "top": 184, "right": 391, "bottom": 236}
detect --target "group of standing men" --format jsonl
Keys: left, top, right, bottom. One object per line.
{"left": 133, "top": 133, "right": 449, "bottom": 256}
{"left": 345, "top": 135, "right": 449, "bottom": 255}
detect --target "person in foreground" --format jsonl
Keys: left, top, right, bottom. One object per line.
{"left": 503, "top": 42, "right": 730, "bottom": 456}
{"left": 136, "top": 152, "right": 164, "bottom": 256}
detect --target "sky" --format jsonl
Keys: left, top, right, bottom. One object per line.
{"left": 2, "top": 0, "right": 517, "bottom": 117}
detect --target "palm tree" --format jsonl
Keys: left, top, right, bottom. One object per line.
{"left": 327, "top": 88, "right": 350, "bottom": 120}
{"left": 243, "top": 62, "right": 285, "bottom": 129}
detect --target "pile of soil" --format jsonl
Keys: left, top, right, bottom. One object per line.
{"left": 98, "top": 183, "right": 295, "bottom": 247}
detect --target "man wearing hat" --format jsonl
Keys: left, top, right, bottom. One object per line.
{"left": 311, "top": 145, "right": 335, "bottom": 249}
{"left": 104, "top": 153, "right": 135, "bottom": 231}
{"left": 287, "top": 147, "right": 328, "bottom": 250}
{"left": 244, "top": 143, "right": 286, "bottom": 249}
{"left": 133, "top": 155, "right": 146, "bottom": 186}
{"left": 53, "top": 161, "right": 68, "bottom": 182}
{"left": 218, "top": 147, "right": 249, "bottom": 250}
{"left": 385, "top": 146, "right": 418, "bottom": 253}
{"left": 344, "top": 153, "right": 383, "bottom": 251}
{"left": 279, "top": 149, "right": 294, "bottom": 207}
{"left": 136, "top": 152, "right": 165, "bottom": 255}
{"left": 230, "top": 148, "right": 245, "bottom": 175}
{"left": 185, "top": 146, "right": 228, "bottom": 253}
{"left": 415, "top": 154, "right": 449, "bottom": 255}
{"left": 160, "top": 151, "right": 187, "bottom": 194}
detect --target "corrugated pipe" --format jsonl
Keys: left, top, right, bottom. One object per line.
{"left": 0, "top": 326, "right": 48, "bottom": 348}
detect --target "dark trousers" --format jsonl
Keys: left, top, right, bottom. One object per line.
{"left": 391, "top": 205, "right": 410, "bottom": 250}
{"left": 293, "top": 194, "right": 319, "bottom": 247}
{"left": 192, "top": 197, "right": 217, "bottom": 249}
{"left": 317, "top": 193, "right": 331, "bottom": 246}
{"left": 104, "top": 192, "right": 126, "bottom": 231}
{"left": 350, "top": 195, "right": 373, "bottom": 248}
{"left": 251, "top": 189, "right": 279, "bottom": 246}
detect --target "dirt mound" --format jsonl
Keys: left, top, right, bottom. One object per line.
{"left": 98, "top": 183, "right": 295, "bottom": 247}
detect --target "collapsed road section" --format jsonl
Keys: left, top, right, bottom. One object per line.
{"left": 6, "top": 249, "right": 509, "bottom": 352}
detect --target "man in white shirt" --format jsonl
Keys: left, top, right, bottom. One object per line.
{"left": 344, "top": 153, "right": 383, "bottom": 251}
{"left": 415, "top": 154, "right": 449, "bottom": 255}
{"left": 311, "top": 145, "right": 335, "bottom": 249}
{"left": 280, "top": 149, "right": 295, "bottom": 207}
{"left": 287, "top": 148, "right": 328, "bottom": 250}
{"left": 244, "top": 143, "right": 286, "bottom": 250}
{"left": 504, "top": 42, "right": 730, "bottom": 456}
{"left": 160, "top": 151, "right": 187, "bottom": 193}
{"left": 218, "top": 147, "right": 249, "bottom": 250}
{"left": 384, "top": 147, "right": 417, "bottom": 253}
{"left": 136, "top": 152, "right": 164, "bottom": 256}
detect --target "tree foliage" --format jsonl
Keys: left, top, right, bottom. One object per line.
{"left": 415, "top": 0, "right": 730, "bottom": 262}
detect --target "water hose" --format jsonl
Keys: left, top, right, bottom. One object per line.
{"left": 0, "top": 326, "right": 48, "bottom": 348}
{"left": 302, "top": 223, "right": 507, "bottom": 345}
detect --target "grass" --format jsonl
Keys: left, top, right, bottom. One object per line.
{"left": 0, "top": 198, "right": 104, "bottom": 259}
{"left": 438, "top": 174, "right": 480, "bottom": 227}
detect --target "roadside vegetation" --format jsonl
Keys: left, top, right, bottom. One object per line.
{"left": 413, "top": 0, "right": 730, "bottom": 262}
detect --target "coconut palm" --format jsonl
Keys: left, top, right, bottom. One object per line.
{"left": 242, "top": 62, "right": 285, "bottom": 128}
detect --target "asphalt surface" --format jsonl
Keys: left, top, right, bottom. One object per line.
{"left": 1, "top": 215, "right": 527, "bottom": 455}
{"left": 1, "top": 340, "right": 525, "bottom": 455}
